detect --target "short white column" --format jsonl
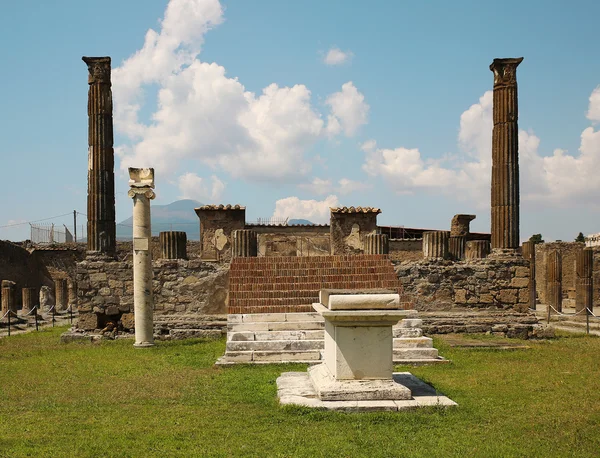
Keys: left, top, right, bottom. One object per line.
{"left": 128, "top": 168, "right": 156, "bottom": 348}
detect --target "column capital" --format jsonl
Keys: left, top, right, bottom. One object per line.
{"left": 128, "top": 168, "right": 155, "bottom": 199}
{"left": 82, "top": 56, "right": 111, "bottom": 84}
{"left": 489, "top": 57, "right": 523, "bottom": 87}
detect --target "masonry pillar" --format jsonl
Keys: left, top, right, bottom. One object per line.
{"left": 128, "top": 168, "right": 156, "bottom": 348}
{"left": 194, "top": 205, "right": 246, "bottom": 261}
{"left": 448, "top": 236, "right": 466, "bottom": 261}
{"left": 489, "top": 57, "right": 523, "bottom": 252}
{"left": 232, "top": 229, "right": 258, "bottom": 258}
{"left": 422, "top": 231, "right": 449, "bottom": 260}
{"left": 521, "top": 241, "right": 536, "bottom": 309}
{"left": 364, "top": 233, "right": 389, "bottom": 255}
{"left": 22, "top": 287, "right": 37, "bottom": 315}
{"left": 83, "top": 56, "right": 116, "bottom": 254}
{"left": 1, "top": 281, "right": 17, "bottom": 316}
{"left": 465, "top": 240, "right": 490, "bottom": 260}
{"left": 575, "top": 248, "right": 593, "bottom": 313}
{"left": 329, "top": 207, "right": 381, "bottom": 255}
{"left": 159, "top": 231, "right": 187, "bottom": 259}
{"left": 547, "top": 250, "right": 562, "bottom": 313}
{"left": 54, "top": 279, "right": 68, "bottom": 311}
{"left": 68, "top": 280, "right": 78, "bottom": 310}
{"left": 450, "top": 214, "right": 476, "bottom": 238}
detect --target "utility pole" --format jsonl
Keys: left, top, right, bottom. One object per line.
{"left": 73, "top": 210, "right": 77, "bottom": 243}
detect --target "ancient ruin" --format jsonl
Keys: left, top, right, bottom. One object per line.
{"left": 83, "top": 56, "right": 116, "bottom": 255}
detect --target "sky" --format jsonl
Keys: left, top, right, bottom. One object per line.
{"left": 1, "top": 0, "right": 600, "bottom": 242}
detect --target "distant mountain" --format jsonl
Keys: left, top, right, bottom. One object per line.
{"left": 288, "top": 219, "right": 315, "bottom": 225}
{"left": 116, "top": 199, "right": 202, "bottom": 240}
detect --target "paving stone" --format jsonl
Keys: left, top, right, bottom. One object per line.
{"left": 284, "top": 312, "right": 323, "bottom": 322}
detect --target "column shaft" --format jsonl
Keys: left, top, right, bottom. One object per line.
{"left": 160, "top": 231, "right": 187, "bottom": 259}
{"left": 232, "top": 230, "right": 258, "bottom": 258}
{"left": 465, "top": 240, "right": 490, "bottom": 259}
{"left": 364, "top": 234, "right": 389, "bottom": 255}
{"left": 575, "top": 248, "right": 593, "bottom": 313}
{"left": 423, "top": 231, "right": 449, "bottom": 260}
{"left": 547, "top": 250, "right": 562, "bottom": 313}
{"left": 521, "top": 241, "right": 536, "bottom": 310}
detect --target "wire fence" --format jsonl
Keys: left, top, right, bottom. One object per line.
{"left": 30, "top": 223, "right": 74, "bottom": 244}
{"left": 546, "top": 304, "right": 599, "bottom": 334}
{"left": 0, "top": 304, "right": 75, "bottom": 337}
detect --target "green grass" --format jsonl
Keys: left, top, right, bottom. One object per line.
{"left": 1, "top": 328, "right": 599, "bottom": 457}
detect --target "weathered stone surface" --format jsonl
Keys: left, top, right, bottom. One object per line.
{"left": 490, "top": 57, "right": 523, "bottom": 250}
{"left": 547, "top": 250, "right": 562, "bottom": 313}
{"left": 448, "top": 236, "right": 466, "bottom": 261}
{"left": 231, "top": 229, "right": 258, "bottom": 258}
{"left": 364, "top": 233, "right": 389, "bottom": 255}
{"left": 329, "top": 207, "right": 381, "bottom": 255}
{"left": 194, "top": 205, "right": 245, "bottom": 261}
{"left": 465, "top": 240, "right": 490, "bottom": 259}
{"left": 423, "top": 231, "right": 449, "bottom": 260}
{"left": 159, "top": 231, "right": 187, "bottom": 260}
{"left": 450, "top": 214, "right": 476, "bottom": 237}
{"left": 1, "top": 281, "right": 17, "bottom": 315}
{"left": 576, "top": 248, "right": 593, "bottom": 313}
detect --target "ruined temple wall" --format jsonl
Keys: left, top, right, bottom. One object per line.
{"left": 535, "top": 242, "right": 584, "bottom": 304}
{"left": 76, "top": 258, "right": 228, "bottom": 331}
{"left": 394, "top": 258, "right": 530, "bottom": 311}
{"left": 389, "top": 239, "right": 424, "bottom": 262}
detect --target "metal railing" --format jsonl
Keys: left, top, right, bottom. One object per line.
{"left": 0, "top": 304, "right": 76, "bottom": 337}
{"left": 546, "top": 304, "right": 599, "bottom": 334}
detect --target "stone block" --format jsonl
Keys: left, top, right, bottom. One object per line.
{"left": 242, "top": 313, "right": 287, "bottom": 322}
{"left": 89, "top": 273, "right": 107, "bottom": 282}
{"left": 510, "top": 277, "right": 529, "bottom": 288}
{"left": 121, "top": 313, "right": 135, "bottom": 330}
{"left": 254, "top": 330, "right": 324, "bottom": 341}
{"left": 515, "top": 267, "right": 529, "bottom": 277}
{"left": 226, "top": 340, "right": 323, "bottom": 352}
{"left": 284, "top": 312, "right": 323, "bottom": 322}
{"left": 393, "top": 337, "right": 433, "bottom": 348}
{"left": 393, "top": 327, "right": 423, "bottom": 338}
{"left": 480, "top": 294, "right": 494, "bottom": 304}
{"left": 455, "top": 289, "right": 467, "bottom": 303}
{"left": 397, "top": 319, "right": 423, "bottom": 328}
{"left": 497, "top": 289, "right": 518, "bottom": 304}
{"left": 228, "top": 322, "right": 269, "bottom": 332}
{"left": 253, "top": 351, "right": 320, "bottom": 362}
{"left": 222, "top": 351, "right": 253, "bottom": 363}
{"left": 228, "top": 332, "right": 255, "bottom": 341}
{"left": 393, "top": 348, "right": 439, "bottom": 359}
{"left": 518, "top": 288, "right": 530, "bottom": 303}
{"left": 268, "top": 321, "right": 324, "bottom": 331}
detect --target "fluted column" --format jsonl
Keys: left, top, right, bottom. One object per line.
{"left": 522, "top": 241, "right": 536, "bottom": 309}
{"left": 423, "top": 231, "right": 449, "bottom": 260}
{"left": 465, "top": 240, "right": 490, "bottom": 260}
{"left": 83, "top": 56, "right": 116, "bottom": 254}
{"left": 547, "top": 250, "right": 562, "bottom": 313}
{"left": 54, "top": 279, "right": 68, "bottom": 311}
{"left": 1, "top": 281, "right": 17, "bottom": 316}
{"left": 449, "top": 236, "right": 466, "bottom": 261}
{"left": 128, "top": 168, "right": 156, "bottom": 348}
{"left": 232, "top": 230, "right": 258, "bottom": 258}
{"left": 68, "top": 280, "right": 78, "bottom": 310}
{"left": 22, "top": 287, "right": 37, "bottom": 315}
{"left": 160, "top": 231, "right": 187, "bottom": 259}
{"left": 364, "top": 233, "right": 389, "bottom": 255}
{"left": 490, "top": 58, "right": 523, "bottom": 251}
{"left": 576, "top": 248, "right": 593, "bottom": 313}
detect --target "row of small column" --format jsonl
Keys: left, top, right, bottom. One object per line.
{"left": 0, "top": 279, "right": 75, "bottom": 316}
{"left": 422, "top": 231, "right": 490, "bottom": 261}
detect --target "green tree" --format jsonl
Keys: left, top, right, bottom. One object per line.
{"left": 529, "top": 234, "right": 544, "bottom": 244}
{"left": 575, "top": 232, "right": 586, "bottom": 243}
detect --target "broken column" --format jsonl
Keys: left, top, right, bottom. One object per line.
{"left": 465, "top": 240, "right": 490, "bottom": 260}
{"left": 422, "top": 231, "right": 449, "bottom": 260}
{"left": 159, "top": 231, "right": 187, "bottom": 259}
{"left": 54, "top": 279, "right": 68, "bottom": 311}
{"left": 489, "top": 57, "right": 523, "bottom": 253}
{"left": 329, "top": 207, "right": 381, "bottom": 255}
{"left": 128, "top": 168, "right": 156, "bottom": 348}
{"left": 450, "top": 214, "right": 476, "bottom": 237}
{"left": 576, "top": 248, "right": 593, "bottom": 313}
{"left": 232, "top": 229, "right": 258, "bottom": 258}
{"left": 521, "top": 241, "right": 536, "bottom": 309}
{"left": 547, "top": 250, "right": 562, "bottom": 313}
{"left": 1, "top": 281, "right": 17, "bottom": 316}
{"left": 194, "top": 205, "right": 246, "bottom": 261}
{"left": 364, "top": 233, "right": 389, "bottom": 255}
{"left": 22, "top": 287, "right": 37, "bottom": 315}
{"left": 83, "top": 56, "right": 116, "bottom": 254}
{"left": 448, "top": 236, "right": 466, "bottom": 261}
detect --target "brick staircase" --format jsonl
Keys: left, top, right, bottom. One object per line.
{"left": 219, "top": 255, "right": 443, "bottom": 364}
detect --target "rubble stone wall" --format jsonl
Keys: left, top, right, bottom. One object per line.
{"left": 389, "top": 239, "right": 424, "bottom": 262}
{"left": 76, "top": 257, "right": 229, "bottom": 331}
{"left": 394, "top": 257, "right": 530, "bottom": 312}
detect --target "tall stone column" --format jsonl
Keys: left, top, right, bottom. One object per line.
{"left": 489, "top": 57, "right": 523, "bottom": 252}
{"left": 83, "top": 56, "right": 116, "bottom": 254}
{"left": 465, "top": 240, "right": 490, "bottom": 260}
{"left": 521, "top": 241, "right": 536, "bottom": 310}
{"left": 547, "top": 250, "right": 562, "bottom": 313}
{"left": 128, "top": 168, "right": 156, "bottom": 348}
{"left": 159, "top": 231, "right": 187, "bottom": 259}
{"left": 54, "top": 279, "right": 68, "bottom": 311}
{"left": 364, "top": 233, "right": 389, "bottom": 255}
{"left": 576, "top": 248, "right": 593, "bottom": 313}
{"left": 232, "top": 229, "right": 258, "bottom": 258}
{"left": 22, "top": 287, "right": 37, "bottom": 315}
{"left": 422, "top": 231, "right": 449, "bottom": 260}
{"left": 1, "top": 281, "right": 17, "bottom": 316}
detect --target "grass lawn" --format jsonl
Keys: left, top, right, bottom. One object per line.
{"left": 0, "top": 327, "right": 599, "bottom": 457}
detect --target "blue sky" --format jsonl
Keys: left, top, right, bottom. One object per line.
{"left": 1, "top": 0, "right": 600, "bottom": 242}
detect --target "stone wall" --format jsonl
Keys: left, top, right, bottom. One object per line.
{"left": 394, "top": 257, "right": 530, "bottom": 312}
{"left": 76, "top": 257, "right": 229, "bottom": 331}
{"left": 389, "top": 239, "right": 423, "bottom": 262}
{"left": 535, "top": 242, "right": 584, "bottom": 304}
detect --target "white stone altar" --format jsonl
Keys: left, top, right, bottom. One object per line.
{"left": 276, "top": 289, "right": 457, "bottom": 411}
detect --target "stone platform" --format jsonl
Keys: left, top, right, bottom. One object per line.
{"left": 277, "top": 371, "right": 457, "bottom": 412}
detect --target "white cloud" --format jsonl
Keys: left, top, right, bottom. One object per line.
{"left": 587, "top": 86, "right": 600, "bottom": 123}
{"left": 113, "top": 0, "right": 368, "bottom": 184}
{"left": 177, "top": 172, "right": 224, "bottom": 201}
{"left": 325, "top": 82, "right": 369, "bottom": 137}
{"left": 363, "top": 87, "right": 600, "bottom": 208}
{"left": 298, "top": 177, "right": 369, "bottom": 195}
{"left": 323, "top": 47, "right": 353, "bottom": 66}
{"left": 272, "top": 195, "right": 339, "bottom": 224}
{"left": 298, "top": 178, "right": 333, "bottom": 195}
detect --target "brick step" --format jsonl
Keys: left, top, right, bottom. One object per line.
{"left": 229, "top": 290, "right": 319, "bottom": 299}
{"left": 229, "top": 281, "right": 401, "bottom": 292}
{"left": 229, "top": 267, "right": 397, "bottom": 277}
{"left": 230, "top": 255, "right": 390, "bottom": 266}
{"left": 226, "top": 339, "right": 324, "bottom": 352}
{"left": 230, "top": 274, "right": 399, "bottom": 285}
{"left": 228, "top": 330, "right": 325, "bottom": 341}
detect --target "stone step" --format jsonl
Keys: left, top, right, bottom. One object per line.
{"left": 393, "top": 348, "right": 439, "bottom": 359}
{"left": 393, "top": 327, "right": 423, "bottom": 338}
{"left": 393, "top": 337, "right": 433, "bottom": 349}
{"left": 217, "top": 350, "right": 321, "bottom": 364}
{"left": 226, "top": 339, "right": 324, "bottom": 352}
{"left": 228, "top": 320, "right": 325, "bottom": 332}
{"left": 228, "top": 330, "right": 325, "bottom": 341}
